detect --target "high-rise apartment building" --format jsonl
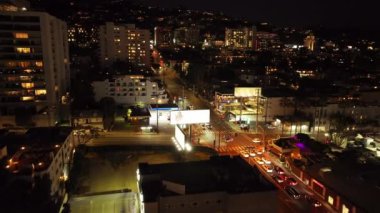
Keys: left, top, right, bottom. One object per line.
{"left": 173, "top": 26, "right": 200, "bottom": 47}
{"left": 304, "top": 34, "right": 316, "bottom": 51}
{"left": 225, "top": 27, "right": 255, "bottom": 49}
{"left": 154, "top": 26, "right": 173, "bottom": 49}
{"left": 99, "top": 22, "right": 151, "bottom": 68}
{"left": 0, "top": 10, "right": 70, "bottom": 127}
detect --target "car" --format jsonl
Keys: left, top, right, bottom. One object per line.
{"left": 273, "top": 175, "right": 284, "bottom": 183}
{"left": 304, "top": 195, "right": 322, "bottom": 207}
{"left": 252, "top": 138, "right": 261, "bottom": 143}
{"left": 285, "top": 186, "right": 300, "bottom": 199}
{"left": 287, "top": 177, "right": 298, "bottom": 186}
{"left": 256, "top": 149, "right": 264, "bottom": 155}
{"left": 254, "top": 157, "right": 264, "bottom": 164}
{"left": 241, "top": 151, "right": 249, "bottom": 158}
{"left": 262, "top": 157, "right": 271, "bottom": 165}
{"left": 275, "top": 166, "right": 285, "bottom": 175}
{"left": 225, "top": 136, "right": 234, "bottom": 143}
{"left": 206, "top": 124, "right": 213, "bottom": 130}
{"left": 249, "top": 150, "right": 256, "bottom": 157}
{"left": 262, "top": 164, "right": 273, "bottom": 173}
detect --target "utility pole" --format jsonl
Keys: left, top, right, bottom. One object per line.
{"left": 182, "top": 86, "right": 185, "bottom": 109}
{"left": 156, "top": 95, "right": 159, "bottom": 133}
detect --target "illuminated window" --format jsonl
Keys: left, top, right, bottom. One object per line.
{"left": 14, "top": 33, "right": 29, "bottom": 39}
{"left": 35, "top": 61, "right": 43, "bottom": 67}
{"left": 19, "top": 61, "right": 31, "bottom": 68}
{"left": 342, "top": 204, "right": 349, "bottom": 213}
{"left": 35, "top": 89, "right": 46, "bottom": 95}
{"left": 21, "top": 96, "right": 34, "bottom": 101}
{"left": 23, "top": 69, "right": 33, "bottom": 73}
{"left": 22, "top": 83, "right": 34, "bottom": 89}
{"left": 328, "top": 196, "right": 334, "bottom": 205}
{"left": 19, "top": 76, "right": 31, "bottom": 81}
{"left": 16, "top": 47, "right": 31, "bottom": 53}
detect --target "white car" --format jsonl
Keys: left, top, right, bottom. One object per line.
{"left": 252, "top": 138, "right": 261, "bottom": 143}
{"left": 241, "top": 151, "right": 249, "bottom": 158}
{"left": 249, "top": 150, "right": 256, "bottom": 157}
{"left": 254, "top": 157, "right": 264, "bottom": 164}
{"left": 262, "top": 164, "right": 273, "bottom": 173}
{"left": 262, "top": 158, "right": 271, "bottom": 165}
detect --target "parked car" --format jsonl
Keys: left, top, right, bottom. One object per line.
{"left": 304, "top": 195, "right": 322, "bottom": 207}
{"left": 287, "top": 177, "right": 298, "bottom": 186}
{"left": 285, "top": 186, "right": 300, "bottom": 199}
{"left": 249, "top": 150, "right": 256, "bottom": 157}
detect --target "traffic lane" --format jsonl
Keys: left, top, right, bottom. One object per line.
{"left": 242, "top": 155, "right": 312, "bottom": 213}
{"left": 264, "top": 152, "right": 333, "bottom": 213}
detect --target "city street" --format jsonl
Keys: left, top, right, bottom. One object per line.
{"left": 162, "top": 67, "right": 333, "bottom": 212}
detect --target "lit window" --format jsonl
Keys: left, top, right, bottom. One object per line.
{"left": 16, "top": 47, "right": 31, "bottom": 53}
{"left": 19, "top": 76, "right": 31, "bottom": 81}
{"left": 19, "top": 61, "right": 31, "bottom": 68}
{"left": 21, "top": 96, "right": 34, "bottom": 101}
{"left": 35, "top": 61, "right": 43, "bottom": 67}
{"left": 35, "top": 89, "right": 46, "bottom": 95}
{"left": 328, "top": 196, "right": 334, "bottom": 205}
{"left": 14, "top": 33, "right": 29, "bottom": 39}
{"left": 21, "top": 83, "right": 34, "bottom": 89}
{"left": 342, "top": 204, "right": 349, "bottom": 213}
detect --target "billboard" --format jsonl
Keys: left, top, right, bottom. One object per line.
{"left": 170, "top": 110, "right": 210, "bottom": 125}
{"left": 175, "top": 125, "right": 186, "bottom": 149}
{"left": 234, "top": 87, "right": 261, "bottom": 97}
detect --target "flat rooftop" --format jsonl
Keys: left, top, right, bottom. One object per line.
{"left": 294, "top": 139, "right": 380, "bottom": 212}
{"left": 2, "top": 127, "right": 73, "bottom": 175}
{"left": 139, "top": 156, "right": 277, "bottom": 202}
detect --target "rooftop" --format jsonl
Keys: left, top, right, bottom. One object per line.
{"left": 2, "top": 127, "right": 73, "bottom": 175}
{"left": 139, "top": 156, "right": 277, "bottom": 202}
{"left": 292, "top": 137, "right": 380, "bottom": 212}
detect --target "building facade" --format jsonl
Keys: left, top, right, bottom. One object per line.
{"left": 92, "top": 75, "right": 168, "bottom": 105}
{"left": 154, "top": 26, "right": 173, "bottom": 49}
{"left": 99, "top": 22, "right": 151, "bottom": 67}
{"left": 0, "top": 10, "right": 70, "bottom": 127}
{"left": 225, "top": 27, "right": 255, "bottom": 49}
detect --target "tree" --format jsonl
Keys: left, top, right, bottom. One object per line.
{"left": 329, "top": 112, "right": 355, "bottom": 133}
{"left": 100, "top": 97, "right": 116, "bottom": 131}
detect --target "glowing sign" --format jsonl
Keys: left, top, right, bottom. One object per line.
{"left": 234, "top": 87, "right": 261, "bottom": 97}
{"left": 170, "top": 110, "right": 210, "bottom": 125}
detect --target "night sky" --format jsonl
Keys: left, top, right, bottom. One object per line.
{"left": 138, "top": 0, "right": 379, "bottom": 29}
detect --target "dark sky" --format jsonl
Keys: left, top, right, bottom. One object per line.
{"left": 138, "top": 0, "right": 379, "bottom": 29}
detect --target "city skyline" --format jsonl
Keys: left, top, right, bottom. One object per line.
{"left": 137, "top": 0, "right": 379, "bottom": 29}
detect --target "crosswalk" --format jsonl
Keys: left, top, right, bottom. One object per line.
{"left": 217, "top": 145, "right": 254, "bottom": 153}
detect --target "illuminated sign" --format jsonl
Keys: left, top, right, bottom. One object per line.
{"left": 234, "top": 87, "right": 261, "bottom": 97}
{"left": 170, "top": 110, "right": 210, "bottom": 125}
{"left": 175, "top": 125, "right": 186, "bottom": 149}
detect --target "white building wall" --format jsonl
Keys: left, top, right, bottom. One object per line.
{"left": 92, "top": 76, "right": 168, "bottom": 105}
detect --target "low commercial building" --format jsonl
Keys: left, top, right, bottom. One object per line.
{"left": 138, "top": 156, "right": 278, "bottom": 213}
{"left": 72, "top": 110, "right": 103, "bottom": 130}
{"left": 286, "top": 139, "right": 380, "bottom": 213}
{"left": 92, "top": 75, "right": 169, "bottom": 105}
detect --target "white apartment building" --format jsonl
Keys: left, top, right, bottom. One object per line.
{"left": 92, "top": 75, "right": 168, "bottom": 105}
{"left": 0, "top": 10, "right": 70, "bottom": 126}
{"left": 99, "top": 22, "right": 151, "bottom": 67}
